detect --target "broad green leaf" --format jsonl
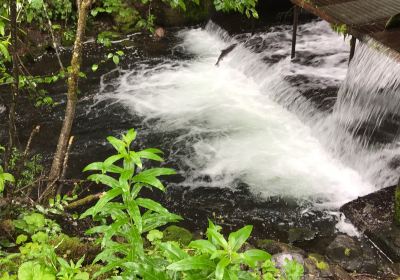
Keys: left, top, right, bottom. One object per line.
{"left": 216, "top": 257, "right": 230, "bottom": 280}
{"left": 228, "top": 225, "right": 252, "bottom": 252}
{"left": 16, "top": 234, "right": 28, "bottom": 245}
{"left": 92, "top": 64, "right": 99, "bottom": 72}
{"left": 80, "top": 188, "right": 122, "bottom": 218}
{"left": 225, "top": 269, "right": 239, "bottom": 280}
{"left": 122, "top": 129, "right": 136, "bottom": 145}
{"left": 189, "top": 240, "right": 217, "bottom": 254}
{"left": 207, "top": 221, "right": 228, "bottom": 249}
{"left": 87, "top": 174, "right": 119, "bottom": 188}
{"left": 107, "top": 136, "right": 126, "bottom": 153}
{"left": 0, "top": 42, "right": 10, "bottom": 61}
{"left": 136, "top": 198, "right": 169, "bottom": 213}
{"left": 167, "top": 255, "right": 215, "bottom": 271}
{"left": 112, "top": 55, "right": 120, "bottom": 65}
{"left": 133, "top": 168, "right": 176, "bottom": 191}
{"left": 243, "top": 249, "right": 271, "bottom": 268}
{"left": 104, "top": 154, "right": 124, "bottom": 166}
{"left": 142, "top": 212, "right": 182, "bottom": 232}
{"left": 127, "top": 199, "right": 142, "bottom": 233}
{"left": 83, "top": 162, "right": 103, "bottom": 172}
{"left": 159, "top": 241, "right": 189, "bottom": 261}
{"left": 137, "top": 149, "right": 164, "bottom": 162}
{"left": 146, "top": 229, "right": 163, "bottom": 242}
{"left": 18, "top": 261, "right": 55, "bottom": 280}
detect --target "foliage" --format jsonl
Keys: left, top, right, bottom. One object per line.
{"left": 0, "top": 129, "right": 305, "bottom": 280}
{"left": 81, "top": 129, "right": 303, "bottom": 280}
{"left": 82, "top": 128, "right": 182, "bottom": 277}
{"left": 0, "top": 166, "right": 14, "bottom": 194}
{"left": 166, "top": 220, "right": 272, "bottom": 279}
{"left": 13, "top": 212, "right": 61, "bottom": 236}
{"left": 330, "top": 23, "right": 348, "bottom": 38}
{"left": 214, "top": 0, "right": 258, "bottom": 18}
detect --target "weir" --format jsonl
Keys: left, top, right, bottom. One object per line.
{"left": 290, "top": 0, "right": 400, "bottom": 61}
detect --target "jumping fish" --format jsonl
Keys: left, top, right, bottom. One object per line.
{"left": 215, "top": 44, "right": 237, "bottom": 66}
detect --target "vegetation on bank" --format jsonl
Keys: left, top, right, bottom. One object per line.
{"left": 0, "top": 129, "right": 304, "bottom": 279}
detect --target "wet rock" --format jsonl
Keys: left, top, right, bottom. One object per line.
{"left": 162, "top": 225, "right": 193, "bottom": 246}
{"left": 341, "top": 185, "right": 400, "bottom": 262}
{"left": 326, "top": 235, "right": 378, "bottom": 274}
{"left": 256, "top": 239, "right": 305, "bottom": 256}
{"left": 331, "top": 265, "right": 353, "bottom": 280}
{"left": 370, "top": 225, "right": 400, "bottom": 264}
{"left": 271, "top": 252, "right": 305, "bottom": 268}
{"left": 288, "top": 227, "right": 318, "bottom": 244}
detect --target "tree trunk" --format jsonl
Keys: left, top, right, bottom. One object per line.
{"left": 3, "top": 0, "right": 19, "bottom": 198}
{"left": 45, "top": 0, "right": 92, "bottom": 200}
{"left": 4, "top": 0, "right": 19, "bottom": 173}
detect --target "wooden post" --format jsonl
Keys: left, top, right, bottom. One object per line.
{"left": 349, "top": 36, "right": 356, "bottom": 63}
{"left": 291, "top": 5, "right": 299, "bottom": 59}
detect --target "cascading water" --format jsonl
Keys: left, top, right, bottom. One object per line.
{"left": 97, "top": 20, "right": 400, "bottom": 212}
{"left": 316, "top": 42, "right": 400, "bottom": 188}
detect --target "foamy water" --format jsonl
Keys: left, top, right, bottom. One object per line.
{"left": 97, "top": 20, "right": 400, "bottom": 209}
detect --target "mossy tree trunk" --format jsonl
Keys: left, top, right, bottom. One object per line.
{"left": 44, "top": 0, "right": 92, "bottom": 201}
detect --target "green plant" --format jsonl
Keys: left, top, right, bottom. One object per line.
{"left": 0, "top": 165, "right": 14, "bottom": 194}
{"left": 282, "top": 259, "right": 304, "bottom": 280}
{"left": 82, "top": 128, "right": 182, "bottom": 277}
{"left": 56, "top": 256, "right": 89, "bottom": 280}
{"left": 167, "top": 220, "right": 271, "bottom": 279}
{"left": 13, "top": 212, "right": 61, "bottom": 236}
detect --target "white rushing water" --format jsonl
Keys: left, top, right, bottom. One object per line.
{"left": 98, "top": 20, "right": 400, "bottom": 209}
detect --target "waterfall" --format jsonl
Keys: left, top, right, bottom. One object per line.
{"left": 97, "top": 20, "right": 400, "bottom": 209}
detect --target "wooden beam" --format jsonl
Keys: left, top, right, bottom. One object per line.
{"left": 291, "top": 6, "right": 299, "bottom": 59}
{"left": 349, "top": 36, "right": 356, "bottom": 63}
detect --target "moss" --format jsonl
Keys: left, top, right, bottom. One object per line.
{"left": 50, "top": 234, "right": 100, "bottom": 262}
{"left": 162, "top": 225, "right": 193, "bottom": 246}
{"left": 395, "top": 184, "right": 400, "bottom": 226}
{"left": 308, "top": 253, "right": 329, "bottom": 271}
{"left": 344, "top": 248, "right": 351, "bottom": 257}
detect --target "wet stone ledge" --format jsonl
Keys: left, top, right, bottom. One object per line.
{"left": 340, "top": 185, "right": 400, "bottom": 262}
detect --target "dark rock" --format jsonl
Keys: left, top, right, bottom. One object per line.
{"left": 256, "top": 239, "right": 305, "bottom": 256}
{"left": 369, "top": 225, "right": 400, "bottom": 264}
{"left": 341, "top": 185, "right": 400, "bottom": 262}
{"left": 331, "top": 265, "right": 353, "bottom": 280}
{"left": 326, "top": 235, "right": 378, "bottom": 274}
{"left": 288, "top": 227, "right": 318, "bottom": 244}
